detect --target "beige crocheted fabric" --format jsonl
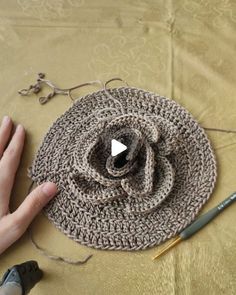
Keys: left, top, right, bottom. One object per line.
{"left": 28, "top": 87, "right": 217, "bottom": 250}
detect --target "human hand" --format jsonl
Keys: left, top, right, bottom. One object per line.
{"left": 0, "top": 116, "right": 58, "bottom": 255}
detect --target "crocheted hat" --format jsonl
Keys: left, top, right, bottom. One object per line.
{"left": 29, "top": 87, "right": 217, "bottom": 250}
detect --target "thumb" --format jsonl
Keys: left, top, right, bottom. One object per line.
{"left": 13, "top": 182, "right": 58, "bottom": 230}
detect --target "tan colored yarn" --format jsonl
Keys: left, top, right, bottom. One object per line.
{"left": 28, "top": 86, "right": 217, "bottom": 251}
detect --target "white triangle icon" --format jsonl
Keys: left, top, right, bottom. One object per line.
{"left": 111, "top": 139, "right": 127, "bottom": 157}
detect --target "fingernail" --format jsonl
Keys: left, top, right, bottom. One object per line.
{"left": 42, "top": 182, "right": 58, "bottom": 199}
{"left": 2, "top": 115, "right": 10, "bottom": 125}
{"left": 16, "top": 124, "right": 24, "bottom": 132}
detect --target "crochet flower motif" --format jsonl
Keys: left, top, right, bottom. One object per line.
{"left": 26, "top": 85, "right": 217, "bottom": 251}
{"left": 69, "top": 114, "right": 177, "bottom": 214}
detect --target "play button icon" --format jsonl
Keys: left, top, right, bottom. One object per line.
{"left": 111, "top": 139, "right": 127, "bottom": 157}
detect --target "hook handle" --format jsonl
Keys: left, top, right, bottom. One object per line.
{"left": 180, "top": 192, "right": 236, "bottom": 240}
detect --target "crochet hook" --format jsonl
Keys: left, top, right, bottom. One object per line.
{"left": 153, "top": 192, "right": 236, "bottom": 260}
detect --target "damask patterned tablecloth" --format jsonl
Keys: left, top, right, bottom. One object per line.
{"left": 0, "top": 1, "right": 236, "bottom": 294}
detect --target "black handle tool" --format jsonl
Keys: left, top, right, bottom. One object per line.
{"left": 0, "top": 260, "right": 43, "bottom": 295}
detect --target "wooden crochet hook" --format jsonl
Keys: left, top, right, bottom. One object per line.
{"left": 153, "top": 192, "right": 236, "bottom": 260}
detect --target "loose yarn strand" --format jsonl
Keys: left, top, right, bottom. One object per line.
{"left": 148, "top": 115, "right": 236, "bottom": 135}
{"left": 68, "top": 80, "right": 104, "bottom": 103}
{"left": 19, "top": 73, "right": 236, "bottom": 135}
{"left": 203, "top": 127, "right": 236, "bottom": 134}
{"left": 27, "top": 181, "right": 92, "bottom": 265}
{"left": 102, "top": 77, "right": 128, "bottom": 114}
{"left": 28, "top": 228, "right": 92, "bottom": 265}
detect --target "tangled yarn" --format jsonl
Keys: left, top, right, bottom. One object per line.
{"left": 28, "top": 86, "right": 217, "bottom": 250}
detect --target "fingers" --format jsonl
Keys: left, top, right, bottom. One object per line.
{"left": 0, "top": 182, "right": 58, "bottom": 255}
{"left": 0, "top": 116, "right": 13, "bottom": 159}
{"left": 0, "top": 124, "right": 25, "bottom": 218}
{"left": 13, "top": 182, "right": 58, "bottom": 231}
{"left": 0, "top": 214, "right": 19, "bottom": 255}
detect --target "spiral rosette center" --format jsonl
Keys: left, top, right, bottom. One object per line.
{"left": 69, "top": 114, "right": 176, "bottom": 214}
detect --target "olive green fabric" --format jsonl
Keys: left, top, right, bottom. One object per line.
{"left": 0, "top": 1, "right": 236, "bottom": 294}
